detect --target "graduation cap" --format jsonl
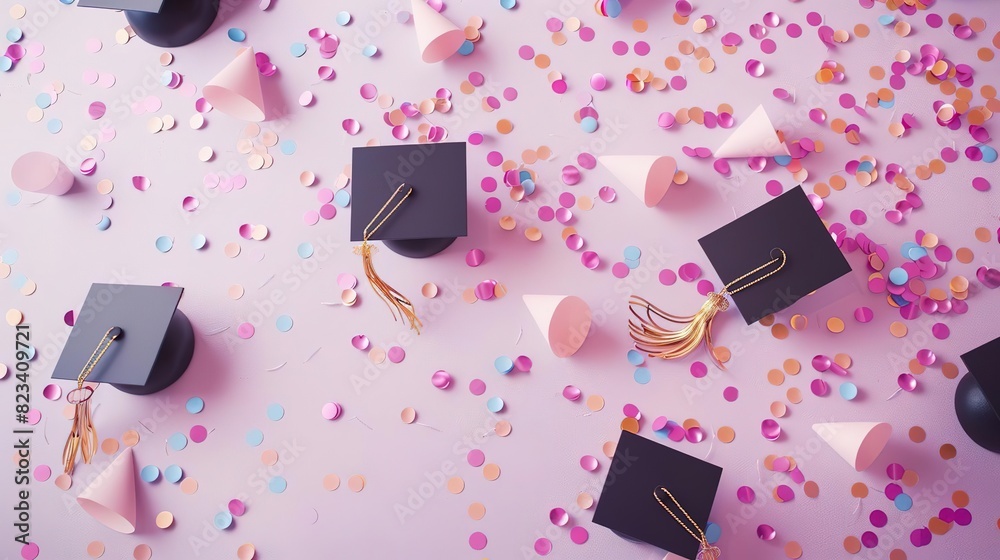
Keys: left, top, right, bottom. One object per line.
{"left": 77, "top": 0, "right": 218, "bottom": 48}
{"left": 350, "top": 142, "right": 468, "bottom": 258}
{"left": 593, "top": 431, "right": 723, "bottom": 559}
{"left": 956, "top": 336, "right": 1000, "bottom": 453}
{"left": 52, "top": 284, "right": 195, "bottom": 396}
{"left": 698, "top": 185, "right": 852, "bottom": 324}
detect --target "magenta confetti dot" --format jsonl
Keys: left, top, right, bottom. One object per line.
{"left": 954, "top": 508, "right": 972, "bottom": 526}
{"left": 486, "top": 151, "right": 503, "bottom": 166}
{"left": 229, "top": 499, "right": 246, "bottom": 516}
{"left": 757, "top": 524, "right": 776, "bottom": 540}
{"left": 570, "top": 526, "right": 589, "bottom": 544}
{"left": 737, "top": 486, "right": 756, "bottom": 504}
{"left": 761, "top": 419, "right": 781, "bottom": 441}
{"left": 484, "top": 197, "right": 501, "bottom": 213}
{"left": 581, "top": 251, "right": 600, "bottom": 270}
{"left": 972, "top": 177, "right": 990, "bottom": 191}
{"left": 760, "top": 38, "right": 776, "bottom": 54}
{"left": 686, "top": 426, "right": 706, "bottom": 443}
{"left": 634, "top": 41, "right": 650, "bottom": 56}
{"left": 670, "top": 75, "right": 687, "bottom": 90}
{"left": 611, "top": 40, "right": 628, "bottom": 55}
{"left": 678, "top": 262, "right": 702, "bottom": 282}
{"left": 811, "top": 378, "right": 829, "bottom": 396}
{"left": 549, "top": 507, "right": 569, "bottom": 526}
{"left": 696, "top": 279, "right": 714, "bottom": 296}
{"left": 898, "top": 373, "right": 917, "bottom": 392}
{"left": 579, "top": 455, "right": 599, "bottom": 472}
{"left": 658, "top": 269, "right": 677, "bottom": 285}
{"left": 190, "top": 424, "right": 208, "bottom": 443}
{"left": 931, "top": 322, "right": 950, "bottom": 339}
{"left": 910, "top": 528, "right": 932, "bottom": 547}
{"left": 745, "top": 59, "right": 765, "bottom": 77}
{"left": 612, "top": 262, "right": 630, "bottom": 278}
{"left": 690, "top": 361, "right": 707, "bottom": 378}
{"left": 42, "top": 384, "right": 62, "bottom": 400}
{"left": 870, "top": 509, "right": 888, "bottom": 528}
{"left": 765, "top": 180, "right": 783, "bottom": 196}
{"left": 469, "top": 379, "right": 486, "bottom": 396}
{"left": 518, "top": 45, "right": 534, "bottom": 60}
{"left": 465, "top": 248, "right": 485, "bottom": 267}
{"left": 534, "top": 538, "right": 552, "bottom": 556}
{"left": 551, "top": 79, "right": 567, "bottom": 94}
{"left": 885, "top": 483, "right": 902, "bottom": 500}
{"left": 562, "top": 385, "right": 582, "bottom": 401}
{"left": 886, "top": 463, "right": 905, "bottom": 480}
{"left": 431, "top": 370, "right": 452, "bottom": 389}
{"left": 469, "top": 532, "right": 488, "bottom": 551}
{"left": 723, "top": 386, "right": 739, "bottom": 402}
{"left": 812, "top": 355, "right": 832, "bottom": 372}
{"left": 861, "top": 531, "right": 879, "bottom": 548}
{"left": 579, "top": 27, "right": 595, "bottom": 41}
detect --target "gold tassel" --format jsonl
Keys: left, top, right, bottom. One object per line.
{"left": 63, "top": 387, "right": 97, "bottom": 475}
{"left": 630, "top": 249, "right": 787, "bottom": 369}
{"left": 629, "top": 293, "right": 729, "bottom": 368}
{"left": 357, "top": 240, "right": 422, "bottom": 334}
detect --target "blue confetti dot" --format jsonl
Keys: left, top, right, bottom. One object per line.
{"left": 164, "top": 465, "right": 183, "bottom": 483}
{"left": 518, "top": 170, "right": 532, "bottom": 182}
{"left": 521, "top": 179, "right": 535, "bottom": 195}
{"left": 47, "top": 119, "right": 63, "bottom": 134}
{"left": 624, "top": 258, "right": 640, "bottom": 270}
{"left": 23, "top": 344, "right": 35, "bottom": 360}
{"left": 140, "top": 465, "right": 160, "bottom": 483}
{"left": 10, "top": 272, "right": 27, "bottom": 289}
{"left": 336, "top": 11, "right": 352, "bottom": 25}
{"left": 167, "top": 432, "right": 188, "bottom": 451}
{"left": 888, "top": 267, "right": 908, "bottom": 285}
{"left": 280, "top": 140, "right": 297, "bottom": 155}
{"left": 906, "top": 246, "right": 927, "bottom": 260}
{"left": 634, "top": 367, "right": 651, "bottom": 384}
{"left": 191, "top": 234, "right": 207, "bottom": 250}
{"left": 214, "top": 511, "right": 234, "bottom": 529}
{"left": 186, "top": 397, "right": 205, "bottom": 414}
{"left": 626, "top": 349, "right": 644, "bottom": 366}
{"left": 878, "top": 14, "right": 896, "bottom": 25}
{"left": 857, "top": 161, "right": 875, "bottom": 173}
{"left": 269, "top": 476, "right": 287, "bottom": 493}
{"left": 499, "top": 0, "right": 516, "bottom": 9}
{"left": 981, "top": 145, "right": 998, "bottom": 163}
{"left": 334, "top": 189, "right": 351, "bottom": 207}
{"left": 96, "top": 215, "right": 111, "bottom": 230}
{"left": 59, "top": 0, "right": 73, "bottom": 4}
{"left": 161, "top": 71, "right": 174, "bottom": 86}
{"left": 0, "top": 57, "right": 13, "bottom": 72}
{"left": 155, "top": 236, "right": 173, "bottom": 253}
{"left": 245, "top": 428, "right": 264, "bottom": 446}
{"left": 486, "top": 397, "right": 504, "bottom": 412}
{"left": 705, "top": 521, "right": 722, "bottom": 544}
{"left": 227, "top": 28, "right": 246, "bottom": 42}
{"left": 458, "top": 40, "right": 475, "bottom": 56}
{"left": 878, "top": 99, "right": 894, "bottom": 109}
{"left": 275, "top": 315, "right": 293, "bottom": 332}
{"left": 494, "top": 356, "right": 514, "bottom": 374}
{"left": 839, "top": 382, "right": 858, "bottom": 400}
{"left": 894, "top": 493, "right": 913, "bottom": 511}
{"left": 290, "top": 42, "right": 307, "bottom": 57}
{"left": 623, "top": 246, "right": 641, "bottom": 260}
{"left": 362, "top": 44, "right": 377, "bottom": 57}
{"left": 773, "top": 155, "right": 792, "bottom": 166}
{"left": 890, "top": 293, "right": 909, "bottom": 306}
{"left": 580, "top": 116, "right": 598, "bottom": 133}
{"left": 2, "top": 249, "right": 19, "bottom": 264}
{"left": 7, "top": 27, "right": 23, "bottom": 43}
{"left": 267, "top": 403, "right": 285, "bottom": 421}
{"left": 604, "top": 0, "right": 622, "bottom": 17}
{"left": 297, "top": 242, "right": 314, "bottom": 259}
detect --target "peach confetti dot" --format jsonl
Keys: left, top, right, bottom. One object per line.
{"left": 717, "top": 426, "right": 735, "bottom": 443}
{"left": 323, "top": 474, "right": 340, "bottom": 491}
{"left": 469, "top": 502, "right": 486, "bottom": 520}
{"left": 844, "top": 536, "right": 862, "bottom": 553}
{"left": 483, "top": 463, "right": 501, "bottom": 481}
{"left": 767, "top": 369, "right": 785, "bottom": 386}
{"left": 180, "top": 477, "right": 199, "bottom": 494}
{"left": 786, "top": 388, "right": 803, "bottom": 404}
{"left": 586, "top": 395, "right": 605, "bottom": 412}
{"left": 447, "top": 476, "right": 465, "bottom": 494}
{"left": 909, "top": 426, "right": 926, "bottom": 443}
{"left": 804, "top": 481, "right": 819, "bottom": 498}
{"left": 87, "top": 541, "right": 105, "bottom": 558}
{"left": 155, "top": 511, "right": 174, "bottom": 529}
{"left": 784, "top": 541, "right": 803, "bottom": 559}
{"left": 939, "top": 444, "right": 957, "bottom": 460}
{"left": 348, "top": 475, "right": 366, "bottom": 492}
{"left": 122, "top": 430, "right": 140, "bottom": 446}
{"left": 55, "top": 473, "right": 72, "bottom": 490}
{"left": 771, "top": 323, "right": 789, "bottom": 339}
{"left": 133, "top": 544, "right": 152, "bottom": 560}
{"left": 237, "top": 544, "right": 256, "bottom": 560}
{"left": 101, "top": 438, "right": 120, "bottom": 455}
{"left": 851, "top": 482, "right": 869, "bottom": 498}
{"left": 826, "top": 317, "right": 845, "bottom": 333}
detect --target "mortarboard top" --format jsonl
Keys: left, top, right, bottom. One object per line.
{"left": 592, "top": 430, "right": 723, "bottom": 559}
{"left": 77, "top": 0, "right": 165, "bottom": 13}
{"left": 52, "top": 284, "right": 194, "bottom": 395}
{"left": 698, "top": 185, "right": 851, "bottom": 325}
{"left": 957, "top": 336, "right": 1000, "bottom": 451}
{"left": 350, "top": 142, "right": 468, "bottom": 258}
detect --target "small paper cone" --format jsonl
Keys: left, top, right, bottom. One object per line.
{"left": 714, "top": 105, "right": 790, "bottom": 158}
{"left": 523, "top": 295, "right": 592, "bottom": 357}
{"left": 203, "top": 48, "right": 266, "bottom": 122}
{"left": 77, "top": 447, "right": 137, "bottom": 533}
{"left": 812, "top": 422, "right": 892, "bottom": 471}
{"left": 411, "top": 0, "right": 467, "bottom": 63}
{"left": 11, "top": 152, "right": 74, "bottom": 195}
{"left": 598, "top": 155, "right": 677, "bottom": 207}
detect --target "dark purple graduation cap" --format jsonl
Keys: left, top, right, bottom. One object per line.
{"left": 77, "top": 0, "right": 217, "bottom": 48}
{"left": 956, "top": 336, "right": 1000, "bottom": 452}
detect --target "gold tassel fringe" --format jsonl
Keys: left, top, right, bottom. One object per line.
{"left": 358, "top": 241, "right": 422, "bottom": 333}
{"left": 63, "top": 389, "right": 97, "bottom": 475}
{"left": 628, "top": 293, "right": 729, "bottom": 368}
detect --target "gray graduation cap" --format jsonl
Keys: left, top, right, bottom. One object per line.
{"left": 52, "top": 284, "right": 194, "bottom": 395}
{"left": 77, "top": 0, "right": 218, "bottom": 48}
{"left": 956, "top": 336, "right": 1000, "bottom": 453}
{"left": 350, "top": 142, "right": 468, "bottom": 258}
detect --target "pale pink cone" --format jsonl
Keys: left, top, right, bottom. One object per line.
{"left": 203, "top": 47, "right": 266, "bottom": 122}
{"left": 77, "top": 447, "right": 137, "bottom": 533}
{"left": 11, "top": 152, "right": 74, "bottom": 195}
{"left": 598, "top": 155, "right": 676, "bottom": 207}
{"left": 812, "top": 422, "right": 892, "bottom": 471}
{"left": 714, "top": 105, "right": 790, "bottom": 158}
{"left": 411, "top": 0, "right": 466, "bottom": 63}
{"left": 523, "top": 295, "right": 592, "bottom": 358}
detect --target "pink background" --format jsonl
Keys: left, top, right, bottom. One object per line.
{"left": 2, "top": 0, "right": 999, "bottom": 558}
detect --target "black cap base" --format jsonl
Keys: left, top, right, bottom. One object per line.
{"left": 955, "top": 373, "right": 1000, "bottom": 453}
{"left": 112, "top": 309, "right": 194, "bottom": 395}
{"left": 384, "top": 237, "right": 456, "bottom": 259}
{"left": 125, "top": 0, "right": 219, "bottom": 48}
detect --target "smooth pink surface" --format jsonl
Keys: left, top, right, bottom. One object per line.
{"left": 1, "top": 1, "right": 998, "bottom": 559}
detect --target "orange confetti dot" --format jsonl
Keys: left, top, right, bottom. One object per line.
{"left": 942, "top": 362, "right": 959, "bottom": 379}
{"left": 855, "top": 24, "right": 870, "bottom": 38}
{"left": 851, "top": 482, "right": 869, "bottom": 498}
{"left": 717, "top": 426, "right": 735, "bottom": 443}
{"left": 770, "top": 401, "right": 787, "bottom": 417}
{"left": 901, "top": 469, "right": 919, "bottom": 487}
{"left": 804, "top": 480, "right": 819, "bottom": 498}
{"left": 586, "top": 395, "right": 605, "bottom": 412}
{"left": 664, "top": 56, "right": 681, "bottom": 70}
{"left": 620, "top": 417, "right": 640, "bottom": 433}
{"left": 771, "top": 323, "right": 789, "bottom": 339}
{"left": 180, "top": 477, "right": 198, "bottom": 494}
{"left": 827, "top": 317, "right": 845, "bottom": 333}
{"left": 122, "top": 430, "right": 140, "bottom": 447}
{"left": 101, "top": 438, "right": 120, "bottom": 455}
{"left": 496, "top": 119, "right": 513, "bottom": 134}
{"left": 928, "top": 516, "right": 952, "bottom": 535}
{"left": 829, "top": 175, "right": 847, "bottom": 190}
{"left": 939, "top": 443, "right": 957, "bottom": 460}
{"left": 713, "top": 345, "right": 731, "bottom": 363}
{"left": 790, "top": 314, "right": 808, "bottom": 330}
{"left": 483, "top": 463, "right": 501, "bottom": 481}
{"left": 909, "top": 426, "right": 926, "bottom": 443}
{"left": 784, "top": 541, "right": 803, "bottom": 559}
{"left": 468, "top": 502, "right": 486, "bottom": 520}
{"left": 956, "top": 247, "right": 974, "bottom": 263}
{"left": 928, "top": 159, "right": 946, "bottom": 174}
{"left": 759, "top": 314, "right": 775, "bottom": 327}
{"left": 632, "top": 18, "right": 648, "bottom": 32}
{"left": 678, "top": 40, "right": 694, "bottom": 55}
{"left": 783, "top": 359, "right": 801, "bottom": 375}
{"left": 813, "top": 182, "right": 831, "bottom": 198}
{"left": 953, "top": 490, "right": 970, "bottom": 508}
{"left": 844, "top": 536, "right": 862, "bottom": 554}
{"left": 87, "top": 541, "right": 105, "bottom": 558}
{"left": 787, "top": 387, "right": 803, "bottom": 404}
{"left": 767, "top": 369, "right": 786, "bottom": 386}
{"left": 889, "top": 550, "right": 907, "bottom": 560}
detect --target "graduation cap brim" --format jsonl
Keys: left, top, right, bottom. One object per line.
{"left": 350, "top": 142, "right": 468, "bottom": 249}
{"left": 52, "top": 284, "right": 194, "bottom": 394}
{"left": 77, "top": 0, "right": 165, "bottom": 13}
{"left": 592, "top": 431, "right": 722, "bottom": 558}
{"left": 698, "top": 186, "right": 851, "bottom": 324}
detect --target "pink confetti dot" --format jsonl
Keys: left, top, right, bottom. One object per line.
{"left": 611, "top": 41, "right": 628, "bottom": 55}
{"left": 518, "top": 45, "right": 534, "bottom": 60}
{"left": 503, "top": 87, "right": 518, "bottom": 101}
{"left": 678, "top": 262, "right": 701, "bottom": 282}
{"left": 534, "top": 538, "right": 552, "bottom": 556}
{"left": 765, "top": 180, "right": 783, "bottom": 196}
{"left": 737, "top": 486, "right": 756, "bottom": 503}
{"left": 634, "top": 41, "right": 650, "bottom": 56}
{"left": 579, "top": 455, "right": 599, "bottom": 471}
{"left": 579, "top": 27, "right": 595, "bottom": 41}
{"left": 469, "top": 379, "right": 486, "bottom": 396}
{"left": 670, "top": 75, "right": 687, "bottom": 90}
{"left": 33, "top": 465, "right": 51, "bottom": 482}
{"left": 190, "top": 425, "right": 208, "bottom": 443}
{"left": 760, "top": 38, "right": 776, "bottom": 54}
{"left": 387, "top": 346, "right": 406, "bottom": 363}
{"left": 570, "top": 526, "right": 589, "bottom": 544}
{"left": 723, "top": 386, "right": 739, "bottom": 402}
{"left": 611, "top": 262, "right": 629, "bottom": 278}
{"left": 931, "top": 323, "right": 950, "bottom": 339}
{"left": 658, "top": 269, "right": 676, "bottom": 285}
{"left": 972, "top": 177, "right": 990, "bottom": 191}
{"left": 466, "top": 249, "right": 485, "bottom": 267}
{"left": 690, "top": 361, "right": 707, "bottom": 378}
{"left": 484, "top": 197, "right": 501, "bottom": 213}
{"left": 551, "top": 79, "right": 567, "bottom": 94}
{"left": 469, "top": 532, "right": 487, "bottom": 551}
{"left": 467, "top": 449, "right": 486, "bottom": 467}
{"left": 581, "top": 251, "right": 600, "bottom": 269}
{"left": 237, "top": 323, "right": 255, "bottom": 339}
{"left": 786, "top": 23, "right": 802, "bottom": 38}
{"left": 486, "top": 151, "right": 503, "bottom": 166}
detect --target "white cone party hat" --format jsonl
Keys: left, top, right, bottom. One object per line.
{"left": 411, "top": 0, "right": 467, "bottom": 63}
{"left": 812, "top": 422, "right": 892, "bottom": 472}
{"left": 523, "top": 295, "right": 592, "bottom": 358}
{"left": 714, "top": 105, "right": 790, "bottom": 158}
{"left": 598, "top": 155, "right": 677, "bottom": 207}
{"left": 203, "top": 47, "right": 266, "bottom": 122}
{"left": 77, "top": 447, "right": 137, "bottom": 533}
